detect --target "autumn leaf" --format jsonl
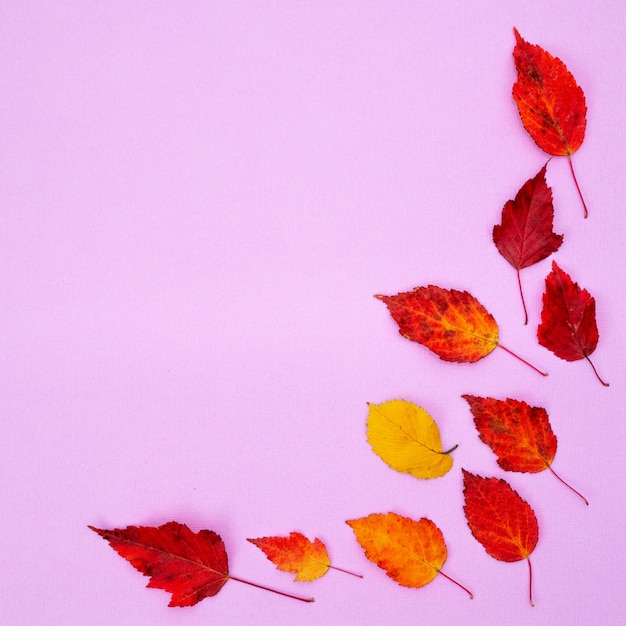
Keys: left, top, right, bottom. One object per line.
{"left": 346, "top": 512, "right": 472, "bottom": 598}
{"left": 366, "top": 400, "right": 456, "bottom": 479}
{"left": 462, "top": 395, "right": 588, "bottom": 504}
{"left": 375, "top": 286, "right": 547, "bottom": 375}
{"left": 247, "top": 532, "right": 361, "bottom": 582}
{"left": 538, "top": 261, "right": 608, "bottom": 386}
{"left": 512, "top": 28, "right": 589, "bottom": 217}
{"left": 493, "top": 163, "right": 563, "bottom": 324}
{"left": 462, "top": 471, "right": 538, "bottom": 606}
{"left": 89, "top": 522, "right": 314, "bottom": 606}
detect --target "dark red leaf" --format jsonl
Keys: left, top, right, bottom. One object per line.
{"left": 537, "top": 261, "right": 608, "bottom": 385}
{"left": 493, "top": 164, "right": 563, "bottom": 323}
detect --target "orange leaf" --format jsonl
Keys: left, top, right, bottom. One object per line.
{"left": 462, "top": 471, "right": 538, "bottom": 605}
{"left": 375, "top": 286, "right": 546, "bottom": 375}
{"left": 346, "top": 512, "right": 472, "bottom": 598}
{"left": 512, "top": 28, "right": 588, "bottom": 216}
{"left": 247, "top": 533, "right": 330, "bottom": 582}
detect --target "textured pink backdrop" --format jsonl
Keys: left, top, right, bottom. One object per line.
{"left": 2, "top": 2, "right": 625, "bottom": 624}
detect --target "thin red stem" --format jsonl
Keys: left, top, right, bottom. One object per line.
{"left": 497, "top": 344, "right": 548, "bottom": 376}
{"left": 517, "top": 268, "right": 529, "bottom": 325}
{"left": 548, "top": 466, "right": 589, "bottom": 506}
{"left": 567, "top": 154, "right": 588, "bottom": 218}
{"left": 326, "top": 564, "right": 363, "bottom": 578}
{"left": 438, "top": 570, "right": 473, "bottom": 599}
{"left": 585, "top": 354, "right": 609, "bottom": 387}
{"left": 228, "top": 575, "right": 314, "bottom": 602}
{"left": 527, "top": 558, "right": 534, "bottom": 607}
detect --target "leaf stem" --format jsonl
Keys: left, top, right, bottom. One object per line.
{"left": 497, "top": 344, "right": 548, "bottom": 376}
{"left": 309, "top": 558, "right": 363, "bottom": 578}
{"left": 548, "top": 466, "right": 589, "bottom": 505}
{"left": 442, "top": 443, "right": 459, "bottom": 455}
{"left": 228, "top": 575, "right": 314, "bottom": 602}
{"left": 567, "top": 154, "right": 588, "bottom": 218}
{"left": 585, "top": 354, "right": 609, "bottom": 386}
{"left": 326, "top": 564, "right": 364, "bottom": 578}
{"left": 517, "top": 268, "right": 529, "bottom": 325}
{"left": 527, "top": 557, "right": 534, "bottom": 607}
{"left": 438, "top": 569, "right": 473, "bottom": 599}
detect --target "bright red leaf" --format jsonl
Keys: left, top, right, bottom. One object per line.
{"left": 462, "top": 395, "right": 588, "bottom": 504}
{"left": 538, "top": 261, "right": 608, "bottom": 386}
{"left": 376, "top": 286, "right": 547, "bottom": 375}
{"left": 89, "top": 522, "right": 314, "bottom": 607}
{"left": 512, "top": 28, "right": 589, "bottom": 217}
{"left": 493, "top": 163, "right": 563, "bottom": 324}
{"left": 462, "top": 471, "right": 539, "bottom": 606}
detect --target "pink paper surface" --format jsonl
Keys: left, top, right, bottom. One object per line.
{"left": 2, "top": 2, "right": 625, "bottom": 624}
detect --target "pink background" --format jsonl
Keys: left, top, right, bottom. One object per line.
{"left": 2, "top": 2, "right": 625, "bottom": 624}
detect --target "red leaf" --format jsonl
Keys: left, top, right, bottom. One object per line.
{"left": 538, "top": 261, "right": 608, "bottom": 386}
{"left": 89, "top": 522, "right": 229, "bottom": 607}
{"left": 512, "top": 28, "right": 589, "bottom": 216}
{"left": 462, "top": 395, "right": 588, "bottom": 504}
{"left": 493, "top": 164, "right": 563, "bottom": 324}
{"left": 376, "top": 286, "right": 547, "bottom": 375}
{"left": 462, "top": 471, "right": 539, "bottom": 605}
{"left": 89, "top": 522, "right": 314, "bottom": 607}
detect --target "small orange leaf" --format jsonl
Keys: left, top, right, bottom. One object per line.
{"left": 247, "top": 533, "right": 330, "bottom": 582}
{"left": 346, "top": 512, "right": 472, "bottom": 598}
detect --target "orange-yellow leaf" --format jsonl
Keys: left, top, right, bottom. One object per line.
{"left": 367, "top": 400, "right": 456, "bottom": 479}
{"left": 247, "top": 533, "right": 330, "bottom": 582}
{"left": 346, "top": 513, "right": 446, "bottom": 589}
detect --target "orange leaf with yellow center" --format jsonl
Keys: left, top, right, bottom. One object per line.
{"left": 247, "top": 533, "right": 330, "bottom": 582}
{"left": 462, "top": 395, "right": 588, "bottom": 504}
{"left": 346, "top": 512, "right": 473, "bottom": 598}
{"left": 462, "top": 471, "right": 538, "bottom": 605}
{"left": 375, "top": 286, "right": 546, "bottom": 375}
{"left": 512, "top": 28, "right": 589, "bottom": 216}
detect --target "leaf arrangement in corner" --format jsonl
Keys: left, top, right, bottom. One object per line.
{"left": 90, "top": 28, "right": 608, "bottom": 613}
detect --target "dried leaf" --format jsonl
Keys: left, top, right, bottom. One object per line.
{"left": 367, "top": 400, "right": 456, "bottom": 479}
{"left": 462, "top": 471, "right": 538, "bottom": 605}
{"left": 462, "top": 395, "right": 588, "bottom": 504}
{"left": 376, "top": 286, "right": 546, "bottom": 375}
{"left": 512, "top": 28, "right": 588, "bottom": 216}
{"left": 247, "top": 533, "right": 330, "bottom": 582}
{"left": 538, "top": 261, "right": 608, "bottom": 386}
{"left": 89, "top": 522, "right": 314, "bottom": 606}
{"left": 493, "top": 163, "right": 563, "bottom": 323}
{"left": 346, "top": 512, "right": 472, "bottom": 598}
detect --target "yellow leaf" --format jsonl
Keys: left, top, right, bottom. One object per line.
{"left": 367, "top": 400, "right": 456, "bottom": 479}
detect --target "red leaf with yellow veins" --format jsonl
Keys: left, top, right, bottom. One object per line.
{"left": 375, "top": 286, "right": 547, "bottom": 376}
{"left": 248, "top": 532, "right": 361, "bottom": 582}
{"left": 512, "top": 28, "right": 589, "bottom": 216}
{"left": 462, "top": 471, "right": 539, "bottom": 606}
{"left": 462, "top": 395, "right": 588, "bottom": 504}
{"left": 346, "top": 512, "right": 472, "bottom": 598}
{"left": 538, "top": 261, "right": 608, "bottom": 386}
{"left": 89, "top": 522, "right": 314, "bottom": 606}
{"left": 493, "top": 163, "right": 563, "bottom": 324}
